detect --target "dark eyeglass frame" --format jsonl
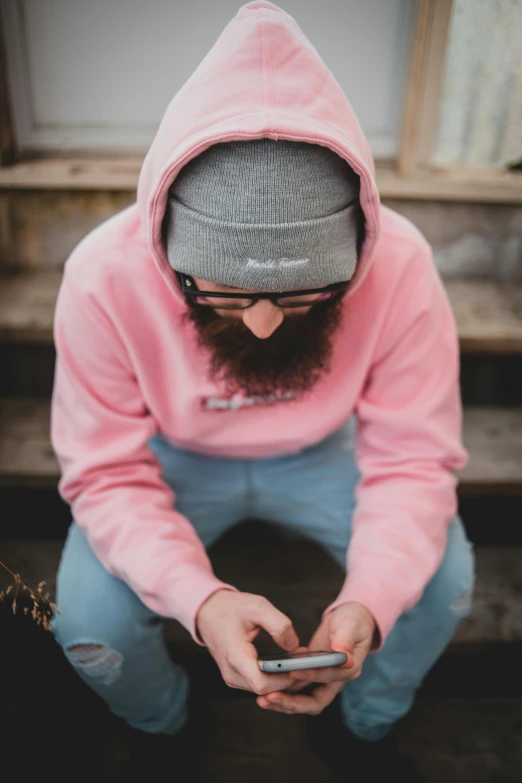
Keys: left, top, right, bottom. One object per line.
{"left": 179, "top": 273, "right": 349, "bottom": 310}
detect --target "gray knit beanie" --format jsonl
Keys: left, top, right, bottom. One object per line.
{"left": 164, "top": 138, "right": 361, "bottom": 292}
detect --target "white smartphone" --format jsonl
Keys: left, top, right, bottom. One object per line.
{"left": 258, "top": 650, "right": 348, "bottom": 673}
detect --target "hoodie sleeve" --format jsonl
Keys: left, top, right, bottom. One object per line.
{"left": 323, "top": 241, "right": 468, "bottom": 649}
{"left": 51, "top": 271, "right": 237, "bottom": 643}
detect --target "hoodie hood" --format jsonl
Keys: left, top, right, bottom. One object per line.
{"left": 137, "top": 0, "right": 381, "bottom": 303}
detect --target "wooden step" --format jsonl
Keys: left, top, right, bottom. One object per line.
{"left": 202, "top": 697, "right": 522, "bottom": 783}
{"left": 0, "top": 271, "right": 60, "bottom": 343}
{"left": 3, "top": 529, "right": 522, "bottom": 783}
{"left": 1, "top": 532, "right": 521, "bottom": 649}
{"left": 446, "top": 279, "right": 522, "bottom": 354}
{"left": 1, "top": 398, "right": 521, "bottom": 493}
{"left": 458, "top": 408, "right": 522, "bottom": 495}
{"left": 0, "top": 399, "right": 57, "bottom": 487}
{"left": 1, "top": 271, "right": 522, "bottom": 352}
{"left": 2, "top": 155, "right": 522, "bottom": 203}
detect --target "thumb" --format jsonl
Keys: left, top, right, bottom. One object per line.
{"left": 308, "top": 621, "right": 330, "bottom": 652}
{"left": 251, "top": 601, "right": 300, "bottom": 652}
{"left": 309, "top": 620, "right": 354, "bottom": 669}
{"left": 326, "top": 621, "right": 356, "bottom": 669}
{"left": 330, "top": 635, "right": 355, "bottom": 669}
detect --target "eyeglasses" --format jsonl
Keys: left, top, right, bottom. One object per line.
{"left": 180, "top": 274, "right": 349, "bottom": 310}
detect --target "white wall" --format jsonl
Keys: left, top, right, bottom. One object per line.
{"left": 2, "top": 0, "right": 414, "bottom": 157}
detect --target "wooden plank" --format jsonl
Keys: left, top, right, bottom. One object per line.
{"left": 0, "top": 190, "right": 133, "bottom": 271}
{"left": 0, "top": 156, "right": 142, "bottom": 189}
{"left": 445, "top": 279, "right": 522, "bottom": 354}
{"left": 0, "top": 398, "right": 521, "bottom": 494}
{"left": 202, "top": 697, "right": 522, "bottom": 783}
{"left": 0, "top": 398, "right": 58, "bottom": 487}
{"left": 2, "top": 190, "right": 521, "bottom": 274}
{"left": 398, "top": 0, "right": 454, "bottom": 177}
{"left": 412, "top": 1, "right": 454, "bottom": 173}
{"left": 0, "top": 12, "right": 17, "bottom": 166}
{"left": 459, "top": 409, "right": 522, "bottom": 494}
{"left": 397, "top": 698, "right": 522, "bottom": 783}
{"left": 2, "top": 534, "right": 522, "bottom": 650}
{"left": 453, "top": 546, "right": 522, "bottom": 644}
{"left": 2, "top": 272, "right": 522, "bottom": 353}
{"left": 0, "top": 271, "right": 60, "bottom": 342}
{"left": 0, "top": 156, "right": 521, "bottom": 204}
{"left": 201, "top": 697, "right": 340, "bottom": 783}
{"left": 377, "top": 166, "right": 522, "bottom": 205}
{"left": 397, "top": 0, "right": 433, "bottom": 176}
{"left": 0, "top": 156, "right": 139, "bottom": 190}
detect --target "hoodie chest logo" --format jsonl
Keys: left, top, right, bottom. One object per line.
{"left": 201, "top": 391, "right": 295, "bottom": 411}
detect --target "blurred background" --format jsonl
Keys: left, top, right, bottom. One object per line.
{"left": 2, "top": 0, "right": 521, "bottom": 168}
{"left": 0, "top": 2, "right": 521, "bottom": 781}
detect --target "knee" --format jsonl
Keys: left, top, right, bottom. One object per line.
{"left": 424, "top": 518, "right": 475, "bottom": 620}
{"left": 52, "top": 612, "right": 132, "bottom": 686}
{"left": 64, "top": 643, "right": 124, "bottom": 686}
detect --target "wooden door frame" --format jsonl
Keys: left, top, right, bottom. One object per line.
{"left": 0, "top": 0, "right": 520, "bottom": 203}
{"left": 398, "top": 0, "right": 454, "bottom": 177}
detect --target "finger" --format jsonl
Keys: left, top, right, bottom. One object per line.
{"left": 257, "top": 694, "right": 295, "bottom": 715}
{"left": 307, "top": 624, "right": 354, "bottom": 671}
{"left": 264, "top": 682, "right": 340, "bottom": 715}
{"left": 251, "top": 601, "right": 300, "bottom": 652}
{"left": 328, "top": 644, "right": 355, "bottom": 670}
{"left": 258, "top": 699, "right": 293, "bottom": 715}
{"left": 272, "top": 645, "right": 311, "bottom": 692}
{"left": 308, "top": 623, "right": 330, "bottom": 652}
{"left": 288, "top": 664, "right": 353, "bottom": 685}
{"left": 283, "top": 679, "right": 311, "bottom": 693}
{"left": 329, "top": 640, "right": 359, "bottom": 670}
{"left": 228, "top": 643, "right": 296, "bottom": 695}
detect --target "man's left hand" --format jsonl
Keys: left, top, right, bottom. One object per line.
{"left": 256, "top": 602, "right": 376, "bottom": 716}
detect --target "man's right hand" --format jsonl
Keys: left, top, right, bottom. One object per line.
{"left": 196, "top": 588, "right": 302, "bottom": 696}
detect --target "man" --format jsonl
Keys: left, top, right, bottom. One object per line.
{"left": 50, "top": 2, "right": 474, "bottom": 780}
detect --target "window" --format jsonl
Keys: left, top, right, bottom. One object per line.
{"left": 1, "top": 0, "right": 414, "bottom": 158}
{"left": 433, "top": 0, "right": 522, "bottom": 170}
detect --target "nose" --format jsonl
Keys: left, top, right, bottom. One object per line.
{"left": 241, "top": 299, "right": 284, "bottom": 339}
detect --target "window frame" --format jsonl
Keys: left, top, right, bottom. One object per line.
{"left": 0, "top": 0, "right": 521, "bottom": 205}
{"left": 398, "top": 0, "right": 454, "bottom": 176}
{"left": 0, "top": 11, "right": 16, "bottom": 165}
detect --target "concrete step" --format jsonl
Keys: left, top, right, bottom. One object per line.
{"left": 1, "top": 398, "right": 521, "bottom": 493}
{"left": 1, "top": 529, "right": 521, "bottom": 650}
{"left": 2, "top": 270, "right": 522, "bottom": 351}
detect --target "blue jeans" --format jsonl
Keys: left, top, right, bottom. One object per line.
{"left": 52, "top": 419, "right": 474, "bottom": 740}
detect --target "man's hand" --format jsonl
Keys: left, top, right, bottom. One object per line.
{"left": 256, "top": 602, "right": 376, "bottom": 716}
{"left": 196, "top": 588, "right": 304, "bottom": 696}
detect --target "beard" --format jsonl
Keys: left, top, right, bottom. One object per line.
{"left": 183, "top": 294, "right": 345, "bottom": 400}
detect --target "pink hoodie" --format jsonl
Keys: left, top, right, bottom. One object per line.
{"left": 51, "top": 1, "right": 467, "bottom": 649}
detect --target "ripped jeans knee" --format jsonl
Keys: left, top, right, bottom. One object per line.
{"left": 449, "top": 587, "right": 474, "bottom": 618}
{"left": 66, "top": 643, "right": 124, "bottom": 686}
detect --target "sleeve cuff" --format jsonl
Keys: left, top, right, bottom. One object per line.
{"left": 322, "top": 580, "right": 412, "bottom": 651}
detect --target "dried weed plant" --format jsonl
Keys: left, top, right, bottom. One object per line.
{"left": 0, "top": 560, "right": 60, "bottom": 630}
